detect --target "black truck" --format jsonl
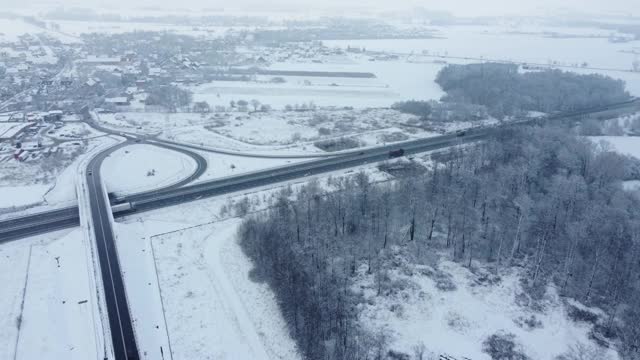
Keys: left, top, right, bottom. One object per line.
{"left": 389, "top": 148, "right": 405, "bottom": 158}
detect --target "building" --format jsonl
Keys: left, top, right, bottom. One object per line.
{"left": 44, "top": 110, "right": 63, "bottom": 122}
{"left": 17, "top": 150, "right": 30, "bottom": 161}
{"left": 104, "top": 97, "right": 130, "bottom": 106}
{"left": 78, "top": 56, "right": 123, "bottom": 66}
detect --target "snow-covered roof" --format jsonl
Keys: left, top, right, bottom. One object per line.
{"left": 105, "top": 97, "right": 129, "bottom": 104}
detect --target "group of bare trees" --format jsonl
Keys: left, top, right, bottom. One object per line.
{"left": 144, "top": 85, "right": 193, "bottom": 112}
{"left": 239, "top": 125, "right": 640, "bottom": 359}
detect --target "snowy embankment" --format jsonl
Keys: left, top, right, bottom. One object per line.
{"left": 101, "top": 144, "right": 197, "bottom": 195}
{"left": 0, "top": 229, "right": 102, "bottom": 360}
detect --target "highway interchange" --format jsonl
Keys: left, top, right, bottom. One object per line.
{"left": 1, "top": 98, "right": 638, "bottom": 360}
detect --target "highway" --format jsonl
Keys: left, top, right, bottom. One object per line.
{"left": 1, "top": 97, "right": 638, "bottom": 244}
{"left": 127, "top": 131, "right": 486, "bottom": 210}
{"left": 86, "top": 149, "right": 139, "bottom": 360}
{"left": 0, "top": 137, "right": 207, "bottom": 241}
{"left": 0, "top": 131, "right": 479, "bottom": 242}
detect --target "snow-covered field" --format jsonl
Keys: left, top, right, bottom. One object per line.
{"left": 589, "top": 136, "right": 640, "bottom": 159}
{"left": 323, "top": 25, "right": 640, "bottom": 97}
{"left": 191, "top": 58, "right": 446, "bottom": 109}
{"left": 194, "top": 151, "right": 304, "bottom": 183}
{"left": 0, "top": 18, "right": 80, "bottom": 44}
{"left": 46, "top": 122, "right": 104, "bottom": 141}
{"left": 151, "top": 220, "right": 300, "bottom": 359}
{"left": 0, "top": 135, "right": 119, "bottom": 212}
{"left": 0, "top": 229, "right": 103, "bottom": 360}
{"left": 324, "top": 25, "right": 640, "bottom": 71}
{"left": 190, "top": 74, "right": 400, "bottom": 110}
{"left": 98, "top": 108, "right": 430, "bottom": 152}
{"left": 623, "top": 180, "right": 640, "bottom": 191}
{"left": 355, "top": 254, "right": 618, "bottom": 360}
{"left": 101, "top": 144, "right": 197, "bottom": 195}
{"left": 0, "top": 122, "right": 31, "bottom": 139}
{"left": 0, "top": 184, "right": 53, "bottom": 210}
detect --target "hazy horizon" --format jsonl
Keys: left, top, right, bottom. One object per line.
{"left": 5, "top": 0, "right": 640, "bottom": 18}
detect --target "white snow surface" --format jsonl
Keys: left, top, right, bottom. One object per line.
{"left": 114, "top": 195, "right": 302, "bottom": 360}
{"left": 151, "top": 219, "right": 300, "bottom": 359}
{"left": 0, "top": 122, "right": 31, "bottom": 138}
{"left": 194, "top": 151, "right": 304, "bottom": 183}
{"left": 0, "top": 135, "right": 118, "bottom": 211}
{"left": 101, "top": 144, "right": 197, "bottom": 195}
{"left": 0, "top": 184, "right": 52, "bottom": 209}
{"left": 623, "top": 180, "right": 640, "bottom": 191}
{"left": 0, "top": 229, "right": 102, "bottom": 360}
{"left": 191, "top": 58, "right": 446, "bottom": 109}
{"left": 324, "top": 25, "right": 640, "bottom": 71}
{"left": 355, "top": 255, "right": 619, "bottom": 360}
{"left": 589, "top": 136, "right": 640, "bottom": 159}
{"left": 323, "top": 25, "right": 640, "bottom": 97}
{"left": 0, "top": 18, "right": 80, "bottom": 44}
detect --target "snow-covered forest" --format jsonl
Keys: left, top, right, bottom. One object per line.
{"left": 239, "top": 125, "right": 640, "bottom": 359}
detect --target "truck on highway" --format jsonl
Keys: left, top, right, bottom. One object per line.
{"left": 111, "top": 202, "right": 135, "bottom": 213}
{"left": 388, "top": 149, "right": 405, "bottom": 158}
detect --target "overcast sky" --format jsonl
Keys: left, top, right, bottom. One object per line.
{"left": 7, "top": 0, "right": 640, "bottom": 17}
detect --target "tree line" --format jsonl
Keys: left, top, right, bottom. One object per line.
{"left": 238, "top": 125, "right": 640, "bottom": 359}
{"left": 434, "top": 63, "right": 630, "bottom": 119}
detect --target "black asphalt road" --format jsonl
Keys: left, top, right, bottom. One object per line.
{"left": 86, "top": 150, "right": 139, "bottom": 360}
